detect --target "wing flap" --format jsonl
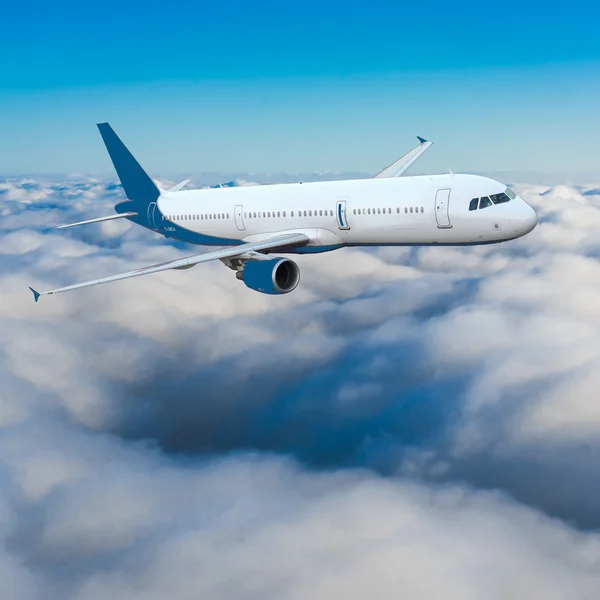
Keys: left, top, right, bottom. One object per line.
{"left": 30, "top": 233, "right": 309, "bottom": 300}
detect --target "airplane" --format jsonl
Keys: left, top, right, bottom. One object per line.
{"left": 29, "top": 124, "right": 538, "bottom": 301}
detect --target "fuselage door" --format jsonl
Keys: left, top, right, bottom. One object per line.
{"left": 434, "top": 188, "right": 452, "bottom": 228}
{"left": 336, "top": 200, "right": 350, "bottom": 230}
{"left": 234, "top": 205, "right": 246, "bottom": 231}
{"left": 147, "top": 202, "right": 159, "bottom": 230}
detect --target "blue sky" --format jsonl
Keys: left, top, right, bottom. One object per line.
{"left": 1, "top": 0, "right": 599, "bottom": 175}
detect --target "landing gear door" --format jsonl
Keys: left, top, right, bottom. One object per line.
{"left": 434, "top": 188, "right": 452, "bottom": 228}
{"left": 234, "top": 205, "right": 246, "bottom": 231}
{"left": 336, "top": 200, "right": 350, "bottom": 230}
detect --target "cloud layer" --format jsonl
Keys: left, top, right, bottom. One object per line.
{"left": 2, "top": 175, "right": 600, "bottom": 598}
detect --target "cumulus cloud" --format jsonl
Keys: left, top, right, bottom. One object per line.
{"left": 2, "top": 175, "right": 600, "bottom": 597}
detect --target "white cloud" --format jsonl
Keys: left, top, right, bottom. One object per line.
{"left": 2, "top": 176, "right": 600, "bottom": 596}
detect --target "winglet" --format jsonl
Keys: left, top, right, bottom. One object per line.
{"left": 29, "top": 287, "right": 41, "bottom": 303}
{"left": 417, "top": 136, "right": 428, "bottom": 144}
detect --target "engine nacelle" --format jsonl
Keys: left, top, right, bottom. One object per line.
{"left": 240, "top": 258, "right": 300, "bottom": 295}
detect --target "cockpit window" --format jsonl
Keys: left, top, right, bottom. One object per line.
{"left": 490, "top": 192, "right": 511, "bottom": 204}
{"left": 479, "top": 196, "right": 492, "bottom": 209}
{"left": 470, "top": 189, "right": 515, "bottom": 211}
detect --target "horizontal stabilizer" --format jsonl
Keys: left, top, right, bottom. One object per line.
{"left": 56, "top": 212, "right": 138, "bottom": 229}
{"left": 375, "top": 136, "right": 433, "bottom": 178}
{"left": 168, "top": 179, "right": 190, "bottom": 192}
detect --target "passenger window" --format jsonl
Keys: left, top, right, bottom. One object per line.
{"left": 404, "top": 207, "right": 408, "bottom": 213}
{"left": 421, "top": 207, "right": 424, "bottom": 213}
{"left": 469, "top": 198, "right": 478, "bottom": 211}
{"left": 410, "top": 207, "right": 413, "bottom": 213}
{"left": 479, "top": 196, "right": 492, "bottom": 209}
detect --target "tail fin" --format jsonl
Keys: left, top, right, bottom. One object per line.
{"left": 97, "top": 123, "right": 159, "bottom": 204}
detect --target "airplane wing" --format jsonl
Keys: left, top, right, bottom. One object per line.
{"left": 29, "top": 233, "right": 309, "bottom": 301}
{"left": 374, "top": 137, "right": 433, "bottom": 178}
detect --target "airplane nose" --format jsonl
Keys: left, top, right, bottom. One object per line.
{"left": 513, "top": 200, "right": 538, "bottom": 235}
{"left": 523, "top": 202, "right": 538, "bottom": 233}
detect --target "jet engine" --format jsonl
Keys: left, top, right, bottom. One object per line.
{"left": 238, "top": 258, "right": 300, "bottom": 295}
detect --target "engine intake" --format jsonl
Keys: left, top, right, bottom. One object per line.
{"left": 241, "top": 258, "right": 300, "bottom": 295}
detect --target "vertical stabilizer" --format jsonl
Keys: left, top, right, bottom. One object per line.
{"left": 97, "top": 123, "right": 159, "bottom": 204}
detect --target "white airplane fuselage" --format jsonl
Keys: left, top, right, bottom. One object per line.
{"left": 149, "top": 173, "right": 537, "bottom": 252}
{"left": 31, "top": 124, "right": 539, "bottom": 301}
